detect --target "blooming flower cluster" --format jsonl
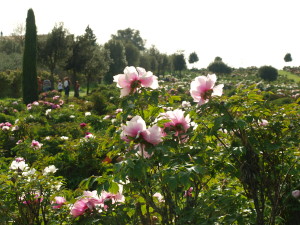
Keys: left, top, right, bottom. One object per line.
{"left": 27, "top": 98, "right": 64, "bottom": 111}
{"left": 10, "top": 158, "right": 28, "bottom": 171}
{"left": 0, "top": 122, "right": 12, "bottom": 131}
{"left": 71, "top": 188, "right": 125, "bottom": 217}
{"left": 190, "top": 74, "right": 224, "bottom": 105}
{"left": 113, "top": 66, "right": 158, "bottom": 97}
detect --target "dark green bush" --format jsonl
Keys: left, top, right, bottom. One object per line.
{"left": 0, "top": 71, "right": 22, "bottom": 98}
{"left": 258, "top": 65, "right": 278, "bottom": 81}
{"left": 207, "top": 61, "right": 232, "bottom": 75}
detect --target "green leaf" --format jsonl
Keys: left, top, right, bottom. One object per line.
{"left": 109, "top": 181, "right": 119, "bottom": 194}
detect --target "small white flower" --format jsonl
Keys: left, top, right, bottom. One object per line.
{"left": 43, "top": 165, "right": 58, "bottom": 175}
{"left": 11, "top": 126, "right": 19, "bottom": 131}
{"left": 191, "top": 122, "right": 198, "bottom": 130}
{"left": 2, "top": 126, "right": 10, "bottom": 131}
{"left": 22, "top": 168, "right": 36, "bottom": 176}
{"left": 103, "top": 115, "right": 111, "bottom": 120}
{"left": 153, "top": 192, "right": 164, "bottom": 202}
{"left": 181, "top": 101, "right": 191, "bottom": 108}
{"left": 85, "top": 112, "right": 91, "bottom": 116}
{"left": 44, "top": 136, "right": 51, "bottom": 140}
{"left": 70, "top": 115, "right": 75, "bottom": 119}
{"left": 60, "top": 136, "right": 69, "bottom": 140}
{"left": 15, "top": 119, "right": 19, "bottom": 124}
{"left": 45, "top": 109, "right": 52, "bottom": 116}
{"left": 10, "top": 160, "right": 28, "bottom": 171}
{"left": 69, "top": 104, "right": 74, "bottom": 109}
{"left": 32, "top": 101, "right": 39, "bottom": 106}
{"left": 52, "top": 182, "right": 63, "bottom": 191}
{"left": 115, "top": 108, "right": 123, "bottom": 113}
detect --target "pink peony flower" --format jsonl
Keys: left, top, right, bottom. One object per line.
{"left": 85, "top": 133, "right": 95, "bottom": 139}
{"left": 31, "top": 140, "right": 43, "bottom": 150}
{"left": 113, "top": 66, "right": 158, "bottom": 97}
{"left": 120, "top": 116, "right": 163, "bottom": 145}
{"left": 80, "top": 123, "right": 87, "bottom": 128}
{"left": 71, "top": 199, "right": 89, "bottom": 217}
{"left": 15, "top": 157, "right": 25, "bottom": 162}
{"left": 71, "top": 192, "right": 103, "bottom": 217}
{"left": 23, "top": 193, "right": 43, "bottom": 204}
{"left": 184, "top": 187, "right": 193, "bottom": 197}
{"left": 53, "top": 95, "right": 60, "bottom": 100}
{"left": 52, "top": 196, "right": 66, "bottom": 209}
{"left": 143, "top": 125, "right": 164, "bottom": 145}
{"left": 190, "top": 74, "right": 224, "bottom": 105}
{"left": 161, "top": 109, "right": 191, "bottom": 136}
{"left": 120, "top": 116, "right": 147, "bottom": 142}
{"left": 5, "top": 122, "right": 12, "bottom": 127}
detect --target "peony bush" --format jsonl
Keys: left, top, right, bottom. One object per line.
{"left": 0, "top": 66, "right": 299, "bottom": 224}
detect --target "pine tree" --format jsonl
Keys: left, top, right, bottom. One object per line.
{"left": 22, "top": 8, "right": 38, "bottom": 104}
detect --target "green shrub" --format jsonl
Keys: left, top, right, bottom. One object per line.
{"left": 258, "top": 65, "right": 278, "bottom": 81}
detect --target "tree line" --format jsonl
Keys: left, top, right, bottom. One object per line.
{"left": 0, "top": 23, "right": 202, "bottom": 94}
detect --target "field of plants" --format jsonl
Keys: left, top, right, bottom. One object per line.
{"left": 0, "top": 67, "right": 300, "bottom": 224}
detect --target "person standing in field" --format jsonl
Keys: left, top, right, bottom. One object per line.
{"left": 57, "top": 79, "right": 63, "bottom": 93}
{"left": 64, "top": 77, "right": 70, "bottom": 97}
{"left": 75, "top": 81, "right": 80, "bottom": 98}
{"left": 43, "top": 79, "right": 52, "bottom": 92}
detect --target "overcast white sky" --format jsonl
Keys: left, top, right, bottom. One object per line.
{"left": 1, "top": 0, "right": 300, "bottom": 69}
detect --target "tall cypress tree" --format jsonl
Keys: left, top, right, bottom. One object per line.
{"left": 22, "top": 8, "right": 38, "bottom": 104}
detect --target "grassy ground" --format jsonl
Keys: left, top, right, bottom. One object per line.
{"left": 279, "top": 70, "right": 300, "bottom": 82}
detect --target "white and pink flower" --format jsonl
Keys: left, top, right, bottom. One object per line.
{"left": 160, "top": 109, "right": 191, "bottom": 137}
{"left": 259, "top": 119, "right": 269, "bottom": 126}
{"left": 71, "top": 188, "right": 125, "bottom": 217}
{"left": 31, "top": 140, "right": 43, "bottom": 150}
{"left": 10, "top": 159, "right": 28, "bottom": 171}
{"left": 113, "top": 66, "right": 158, "bottom": 97}
{"left": 120, "top": 116, "right": 163, "bottom": 146}
{"left": 292, "top": 190, "right": 300, "bottom": 199}
{"left": 190, "top": 74, "right": 224, "bottom": 105}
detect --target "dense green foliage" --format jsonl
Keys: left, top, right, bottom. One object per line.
{"left": 284, "top": 53, "right": 292, "bottom": 62}
{"left": 112, "top": 28, "right": 146, "bottom": 51}
{"left": 258, "top": 65, "right": 278, "bottom": 81}
{"left": 104, "top": 40, "right": 127, "bottom": 84}
{"left": 38, "top": 23, "right": 70, "bottom": 88}
{"left": 22, "top": 9, "right": 38, "bottom": 104}
{"left": 0, "top": 66, "right": 299, "bottom": 224}
{"left": 188, "top": 51, "right": 199, "bottom": 64}
{"left": 207, "top": 59, "right": 232, "bottom": 75}
{"left": 172, "top": 52, "right": 187, "bottom": 77}
{"left": 0, "top": 70, "right": 22, "bottom": 98}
